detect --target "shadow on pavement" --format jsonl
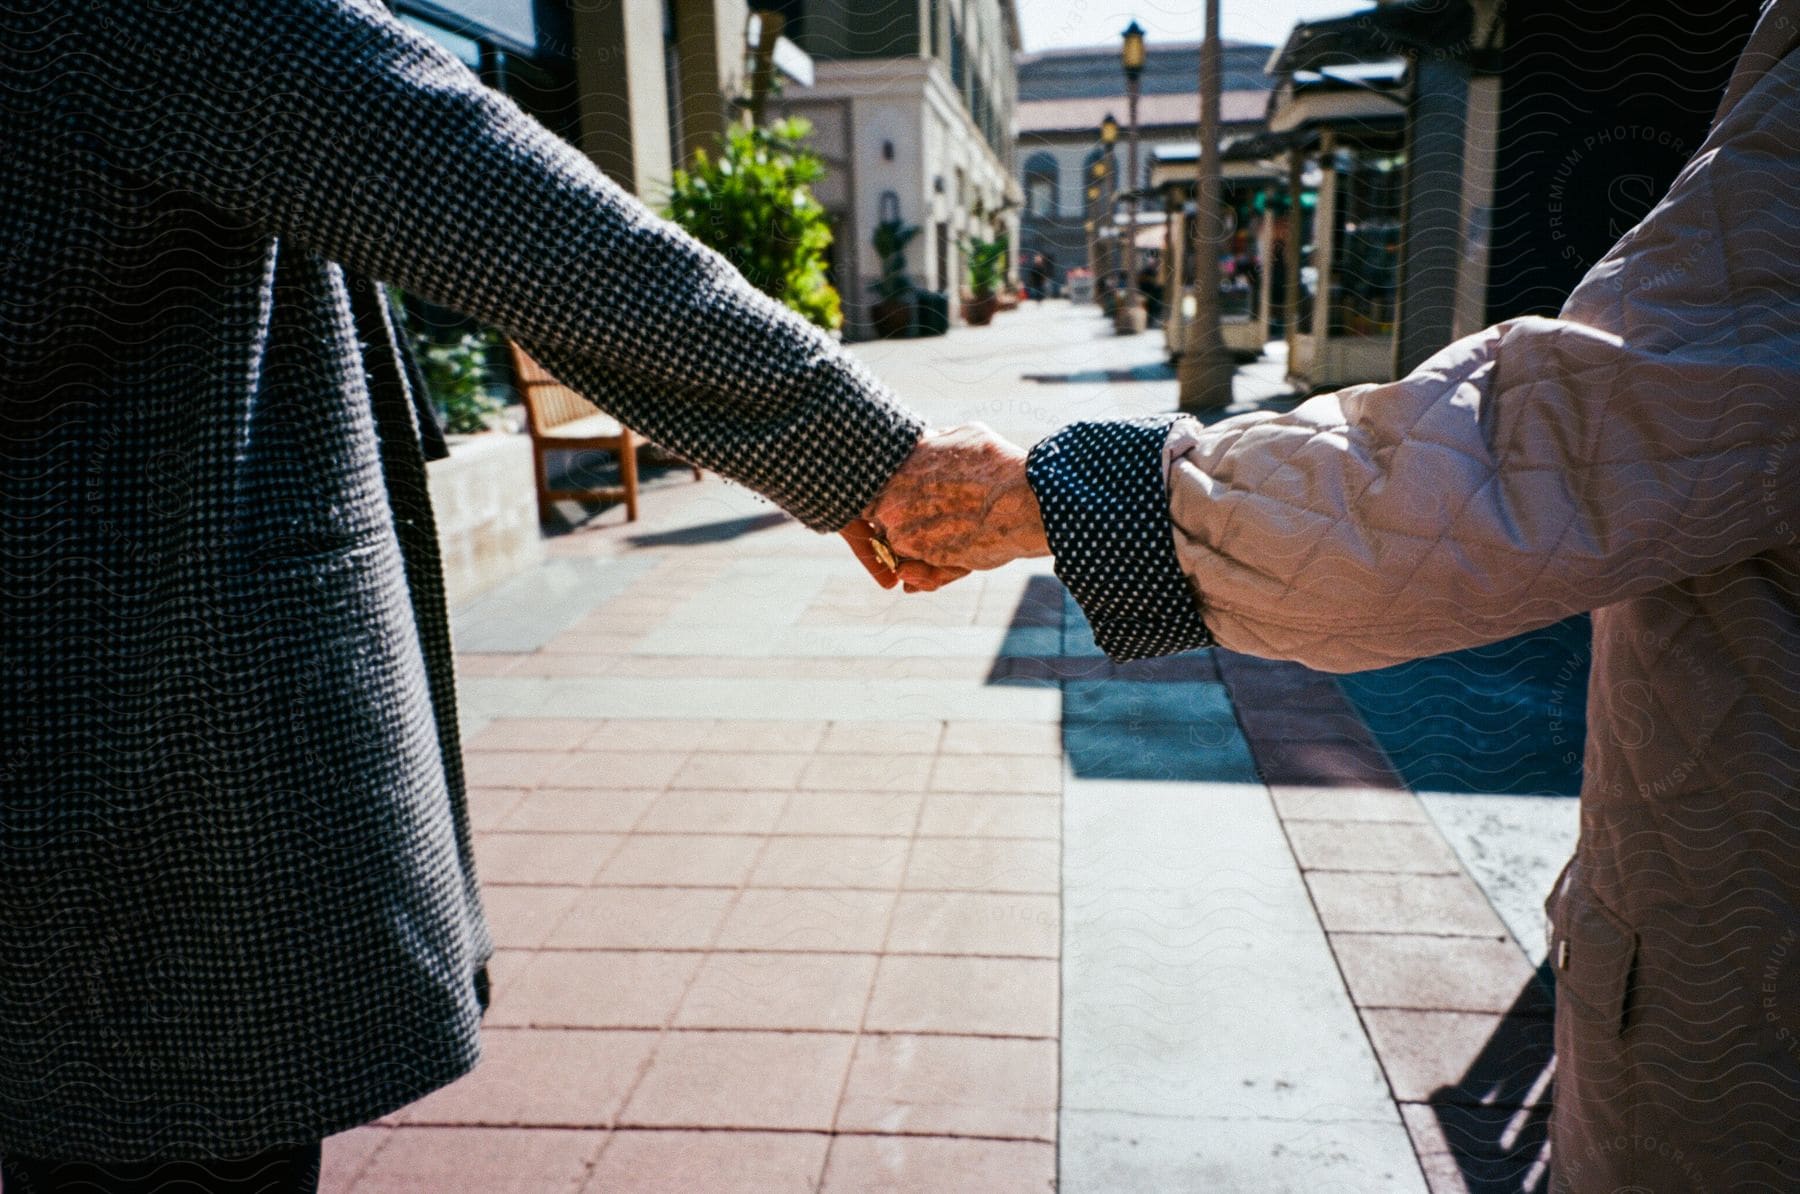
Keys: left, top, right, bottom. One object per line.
{"left": 1021, "top": 362, "right": 1177, "bottom": 385}
{"left": 984, "top": 576, "right": 1261, "bottom": 782}
{"left": 1428, "top": 964, "right": 1558, "bottom": 1192}
{"left": 1335, "top": 615, "right": 1590, "bottom": 798}
{"left": 625, "top": 511, "right": 789, "bottom": 548}
{"left": 538, "top": 453, "right": 705, "bottom": 537}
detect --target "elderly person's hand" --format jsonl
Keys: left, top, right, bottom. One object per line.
{"left": 847, "top": 424, "right": 1050, "bottom": 591}
{"left": 840, "top": 517, "right": 972, "bottom": 592}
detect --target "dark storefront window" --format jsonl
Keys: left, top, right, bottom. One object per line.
{"left": 395, "top": 1, "right": 579, "bottom": 144}
{"left": 391, "top": 0, "right": 578, "bottom": 380}
{"left": 1327, "top": 146, "right": 1403, "bottom": 337}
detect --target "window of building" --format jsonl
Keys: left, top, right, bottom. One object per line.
{"left": 400, "top": 14, "right": 482, "bottom": 68}
{"left": 395, "top": 4, "right": 578, "bottom": 143}
{"left": 1023, "top": 151, "right": 1059, "bottom": 218}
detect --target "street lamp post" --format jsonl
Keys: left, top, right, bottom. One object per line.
{"left": 1085, "top": 151, "right": 1106, "bottom": 301}
{"left": 1099, "top": 114, "right": 1118, "bottom": 316}
{"left": 1177, "top": 0, "right": 1235, "bottom": 410}
{"left": 1114, "top": 21, "right": 1147, "bottom": 335}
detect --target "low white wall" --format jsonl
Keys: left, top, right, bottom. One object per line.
{"left": 428, "top": 432, "right": 543, "bottom": 609}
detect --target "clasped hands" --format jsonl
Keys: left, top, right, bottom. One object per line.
{"left": 842, "top": 423, "right": 1050, "bottom": 592}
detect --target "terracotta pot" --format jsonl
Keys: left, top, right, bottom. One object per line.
{"left": 870, "top": 297, "right": 912, "bottom": 339}
{"left": 1112, "top": 300, "right": 1148, "bottom": 336}
{"left": 961, "top": 292, "right": 999, "bottom": 327}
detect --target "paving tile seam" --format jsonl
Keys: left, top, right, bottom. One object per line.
{"left": 394, "top": 1122, "right": 1053, "bottom": 1144}
{"left": 482, "top": 1024, "right": 1059, "bottom": 1042}
{"left": 482, "top": 882, "right": 1065, "bottom": 894}
{"left": 1392, "top": 1094, "right": 1550, "bottom": 1111}
{"left": 1057, "top": 1107, "right": 1414, "bottom": 1125}
{"left": 1259, "top": 737, "right": 1547, "bottom": 1188}
{"left": 1298, "top": 866, "right": 1465, "bottom": 877}
{"left": 479, "top": 828, "right": 1063, "bottom": 837}
{"left": 335, "top": 1126, "right": 396, "bottom": 1189}
{"left": 816, "top": 784, "right": 937, "bottom": 1188}
{"left": 1351, "top": 1005, "right": 1553, "bottom": 1017}
{"left": 493, "top": 788, "right": 1065, "bottom": 798}
{"left": 588, "top": 783, "right": 811, "bottom": 1144}
{"left": 1053, "top": 699, "right": 1067, "bottom": 1194}
{"left": 499, "top": 947, "right": 1062, "bottom": 961}
{"left": 1356, "top": 1006, "right": 1553, "bottom": 1021}
{"left": 1237, "top": 687, "right": 1446, "bottom": 1192}
{"left": 1326, "top": 930, "right": 1514, "bottom": 942}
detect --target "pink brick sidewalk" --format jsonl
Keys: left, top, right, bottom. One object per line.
{"left": 323, "top": 490, "right": 1063, "bottom": 1193}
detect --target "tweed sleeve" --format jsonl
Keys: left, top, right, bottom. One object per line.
{"left": 75, "top": 0, "right": 920, "bottom": 531}
{"left": 1025, "top": 418, "right": 1214, "bottom": 663}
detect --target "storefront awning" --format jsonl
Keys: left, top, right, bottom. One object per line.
{"left": 1267, "top": 0, "right": 1485, "bottom": 78}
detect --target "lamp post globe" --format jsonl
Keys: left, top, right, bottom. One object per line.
{"left": 1121, "top": 19, "right": 1146, "bottom": 79}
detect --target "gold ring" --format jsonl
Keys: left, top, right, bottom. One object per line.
{"left": 870, "top": 537, "right": 898, "bottom": 571}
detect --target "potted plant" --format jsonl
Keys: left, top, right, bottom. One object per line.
{"left": 869, "top": 219, "right": 920, "bottom": 338}
{"left": 961, "top": 235, "right": 1007, "bottom": 327}
{"left": 412, "top": 330, "right": 508, "bottom": 435}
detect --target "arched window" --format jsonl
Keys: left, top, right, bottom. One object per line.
{"left": 1023, "top": 151, "right": 1059, "bottom": 218}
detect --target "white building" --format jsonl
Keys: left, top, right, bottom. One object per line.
{"left": 774, "top": 0, "right": 1022, "bottom": 338}
{"left": 1014, "top": 39, "right": 1274, "bottom": 291}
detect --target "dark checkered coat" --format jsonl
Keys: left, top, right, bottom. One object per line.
{"left": 0, "top": 0, "right": 921, "bottom": 1161}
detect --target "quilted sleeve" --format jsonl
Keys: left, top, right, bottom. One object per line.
{"left": 74, "top": 0, "right": 920, "bottom": 531}
{"left": 1162, "top": 312, "right": 1800, "bottom": 673}
{"left": 1160, "top": 53, "right": 1800, "bottom": 674}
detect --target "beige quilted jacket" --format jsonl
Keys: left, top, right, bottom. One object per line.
{"left": 1162, "top": 7, "right": 1800, "bottom": 1190}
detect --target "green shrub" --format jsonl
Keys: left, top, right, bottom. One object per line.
{"left": 964, "top": 235, "right": 1008, "bottom": 298}
{"left": 413, "top": 331, "right": 503, "bottom": 435}
{"left": 665, "top": 117, "right": 843, "bottom": 332}
{"left": 386, "top": 287, "right": 506, "bottom": 435}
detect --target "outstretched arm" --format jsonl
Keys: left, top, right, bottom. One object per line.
{"left": 1012, "top": 47, "right": 1800, "bottom": 668}
{"left": 75, "top": 0, "right": 920, "bottom": 533}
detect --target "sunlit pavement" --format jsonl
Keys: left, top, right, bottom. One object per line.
{"left": 324, "top": 301, "right": 1576, "bottom": 1192}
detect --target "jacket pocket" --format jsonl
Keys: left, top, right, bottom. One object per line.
{"left": 1548, "top": 873, "right": 1639, "bottom": 1038}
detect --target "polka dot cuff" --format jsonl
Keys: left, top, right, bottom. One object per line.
{"left": 1026, "top": 417, "right": 1215, "bottom": 663}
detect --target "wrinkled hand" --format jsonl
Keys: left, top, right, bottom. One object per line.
{"left": 840, "top": 518, "right": 970, "bottom": 592}
{"left": 854, "top": 423, "right": 1050, "bottom": 590}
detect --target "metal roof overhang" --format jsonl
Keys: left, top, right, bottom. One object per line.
{"left": 1147, "top": 139, "right": 1287, "bottom": 191}
{"left": 1266, "top": 0, "right": 1479, "bottom": 78}
{"left": 1268, "top": 73, "right": 1409, "bottom": 137}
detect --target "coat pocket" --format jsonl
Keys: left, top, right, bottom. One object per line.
{"left": 1548, "top": 877, "right": 1639, "bottom": 1038}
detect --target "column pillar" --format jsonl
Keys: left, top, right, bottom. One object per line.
{"left": 1393, "top": 55, "right": 1471, "bottom": 375}
{"left": 571, "top": 0, "right": 674, "bottom": 200}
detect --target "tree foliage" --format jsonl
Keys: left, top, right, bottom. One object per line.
{"left": 665, "top": 118, "right": 843, "bottom": 332}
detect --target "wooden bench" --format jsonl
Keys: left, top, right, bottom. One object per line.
{"left": 509, "top": 342, "right": 698, "bottom": 523}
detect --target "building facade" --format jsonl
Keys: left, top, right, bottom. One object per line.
{"left": 1014, "top": 40, "right": 1274, "bottom": 293}
{"left": 773, "top": 0, "right": 1022, "bottom": 338}
{"left": 396, "top": 0, "right": 776, "bottom": 205}
{"left": 394, "top": 1, "right": 1019, "bottom": 340}
{"left": 1255, "top": 0, "right": 1760, "bottom": 390}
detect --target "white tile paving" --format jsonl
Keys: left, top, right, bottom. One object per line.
{"left": 1061, "top": 779, "right": 1420, "bottom": 1190}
